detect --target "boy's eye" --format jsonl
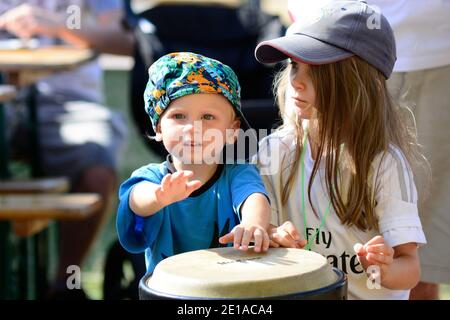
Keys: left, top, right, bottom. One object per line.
{"left": 172, "top": 113, "right": 185, "bottom": 119}
{"left": 202, "top": 114, "right": 215, "bottom": 120}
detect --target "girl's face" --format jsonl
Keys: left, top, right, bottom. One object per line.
{"left": 288, "top": 60, "right": 317, "bottom": 119}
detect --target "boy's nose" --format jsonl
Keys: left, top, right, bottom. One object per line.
{"left": 182, "top": 120, "right": 202, "bottom": 135}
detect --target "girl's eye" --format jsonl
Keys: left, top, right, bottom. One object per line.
{"left": 290, "top": 60, "right": 298, "bottom": 69}
{"left": 172, "top": 113, "right": 185, "bottom": 119}
{"left": 202, "top": 114, "right": 215, "bottom": 120}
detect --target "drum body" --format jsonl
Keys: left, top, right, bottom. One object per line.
{"left": 139, "top": 247, "right": 347, "bottom": 300}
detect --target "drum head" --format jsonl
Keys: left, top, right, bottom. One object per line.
{"left": 146, "top": 247, "right": 339, "bottom": 299}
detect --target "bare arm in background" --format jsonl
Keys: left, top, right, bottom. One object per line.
{"left": 0, "top": 3, "right": 134, "bottom": 55}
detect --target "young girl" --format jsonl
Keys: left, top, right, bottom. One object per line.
{"left": 254, "top": 1, "right": 428, "bottom": 299}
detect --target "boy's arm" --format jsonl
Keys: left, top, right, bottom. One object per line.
{"left": 219, "top": 193, "right": 271, "bottom": 252}
{"left": 130, "top": 171, "right": 202, "bottom": 217}
{"left": 240, "top": 193, "right": 271, "bottom": 231}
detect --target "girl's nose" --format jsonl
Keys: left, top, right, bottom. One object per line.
{"left": 290, "top": 74, "right": 305, "bottom": 91}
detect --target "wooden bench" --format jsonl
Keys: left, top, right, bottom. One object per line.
{"left": 0, "top": 177, "right": 70, "bottom": 194}
{"left": 0, "top": 193, "right": 102, "bottom": 237}
{"left": 0, "top": 177, "right": 70, "bottom": 236}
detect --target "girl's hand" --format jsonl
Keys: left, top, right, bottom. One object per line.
{"left": 218, "top": 223, "right": 270, "bottom": 253}
{"left": 268, "top": 221, "right": 307, "bottom": 249}
{"left": 353, "top": 235, "right": 394, "bottom": 279}
{"left": 155, "top": 171, "right": 202, "bottom": 207}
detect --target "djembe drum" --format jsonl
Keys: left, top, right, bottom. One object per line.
{"left": 139, "top": 247, "right": 347, "bottom": 299}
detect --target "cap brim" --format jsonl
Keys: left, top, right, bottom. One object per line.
{"left": 255, "top": 34, "right": 354, "bottom": 64}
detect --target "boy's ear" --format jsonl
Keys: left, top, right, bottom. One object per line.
{"left": 154, "top": 124, "right": 163, "bottom": 142}
{"left": 226, "top": 119, "right": 241, "bottom": 144}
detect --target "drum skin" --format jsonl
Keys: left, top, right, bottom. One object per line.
{"left": 139, "top": 248, "right": 347, "bottom": 300}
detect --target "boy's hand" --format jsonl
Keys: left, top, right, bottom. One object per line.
{"left": 155, "top": 171, "right": 202, "bottom": 207}
{"left": 353, "top": 235, "right": 394, "bottom": 278}
{"left": 268, "top": 221, "right": 307, "bottom": 249}
{"left": 218, "top": 223, "right": 270, "bottom": 253}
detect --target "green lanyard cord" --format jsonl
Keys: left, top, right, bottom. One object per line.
{"left": 300, "top": 126, "right": 332, "bottom": 251}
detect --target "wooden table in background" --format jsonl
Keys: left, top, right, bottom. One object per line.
{"left": 0, "top": 46, "right": 96, "bottom": 86}
{"left": 0, "top": 46, "right": 97, "bottom": 300}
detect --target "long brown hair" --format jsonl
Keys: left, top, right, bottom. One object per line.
{"left": 274, "top": 56, "right": 428, "bottom": 231}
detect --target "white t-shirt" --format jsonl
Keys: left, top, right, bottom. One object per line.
{"left": 288, "top": 0, "right": 450, "bottom": 72}
{"left": 367, "top": 0, "right": 450, "bottom": 72}
{"left": 255, "top": 126, "right": 426, "bottom": 300}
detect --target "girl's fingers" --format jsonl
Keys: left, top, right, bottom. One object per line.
{"left": 269, "top": 240, "right": 280, "bottom": 248}
{"left": 271, "top": 230, "right": 297, "bottom": 248}
{"left": 367, "top": 252, "right": 393, "bottom": 265}
{"left": 296, "top": 239, "right": 308, "bottom": 249}
{"left": 353, "top": 243, "right": 366, "bottom": 256}
{"left": 366, "top": 243, "right": 394, "bottom": 256}
{"left": 365, "top": 235, "right": 385, "bottom": 246}
{"left": 280, "top": 221, "right": 301, "bottom": 241}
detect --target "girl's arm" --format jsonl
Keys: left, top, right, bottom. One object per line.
{"left": 129, "top": 171, "right": 202, "bottom": 217}
{"left": 219, "top": 193, "right": 271, "bottom": 253}
{"left": 354, "top": 236, "right": 420, "bottom": 290}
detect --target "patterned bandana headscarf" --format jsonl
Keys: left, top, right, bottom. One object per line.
{"left": 144, "top": 52, "right": 245, "bottom": 130}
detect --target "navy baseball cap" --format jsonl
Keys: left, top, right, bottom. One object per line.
{"left": 255, "top": 1, "right": 397, "bottom": 78}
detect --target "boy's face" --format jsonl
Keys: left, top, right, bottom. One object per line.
{"left": 156, "top": 94, "right": 240, "bottom": 165}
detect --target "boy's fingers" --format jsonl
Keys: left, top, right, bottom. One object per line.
{"left": 160, "top": 174, "right": 172, "bottom": 192}
{"left": 233, "top": 227, "right": 244, "bottom": 250}
{"left": 240, "top": 229, "right": 253, "bottom": 251}
{"left": 186, "top": 180, "right": 202, "bottom": 193}
{"left": 262, "top": 231, "right": 270, "bottom": 252}
{"left": 171, "top": 171, "right": 183, "bottom": 183}
{"left": 182, "top": 170, "right": 194, "bottom": 178}
{"left": 219, "top": 232, "right": 234, "bottom": 244}
{"left": 252, "top": 229, "right": 263, "bottom": 253}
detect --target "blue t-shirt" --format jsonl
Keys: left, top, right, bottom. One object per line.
{"left": 117, "top": 160, "right": 269, "bottom": 273}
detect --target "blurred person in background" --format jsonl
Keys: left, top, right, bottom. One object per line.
{"left": 0, "top": 0, "right": 134, "bottom": 299}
